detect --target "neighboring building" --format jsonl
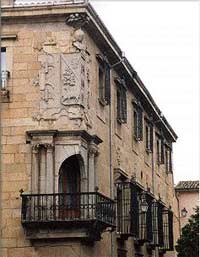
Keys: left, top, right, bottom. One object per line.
{"left": 1, "top": 1, "right": 179, "bottom": 257}
{"left": 175, "top": 180, "right": 199, "bottom": 228}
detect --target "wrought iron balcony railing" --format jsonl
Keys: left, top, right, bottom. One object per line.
{"left": 21, "top": 192, "right": 116, "bottom": 229}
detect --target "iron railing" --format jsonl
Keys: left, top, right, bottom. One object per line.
{"left": 21, "top": 192, "right": 115, "bottom": 228}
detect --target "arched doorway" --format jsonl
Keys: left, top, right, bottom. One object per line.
{"left": 58, "top": 155, "right": 81, "bottom": 219}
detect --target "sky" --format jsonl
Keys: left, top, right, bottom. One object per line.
{"left": 91, "top": 1, "right": 199, "bottom": 184}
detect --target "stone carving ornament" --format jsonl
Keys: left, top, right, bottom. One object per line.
{"left": 32, "top": 13, "right": 92, "bottom": 128}
{"left": 33, "top": 51, "right": 91, "bottom": 128}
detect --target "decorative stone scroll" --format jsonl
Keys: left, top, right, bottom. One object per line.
{"left": 65, "top": 13, "right": 90, "bottom": 29}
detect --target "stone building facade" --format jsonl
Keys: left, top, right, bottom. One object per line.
{"left": 1, "top": 1, "right": 179, "bottom": 257}
{"left": 175, "top": 181, "right": 199, "bottom": 228}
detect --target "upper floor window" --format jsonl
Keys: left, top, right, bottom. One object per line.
{"left": 96, "top": 54, "right": 110, "bottom": 105}
{"left": 1, "top": 47, "right": 6, "bottom": 72}
{"left": 156, "top": 134, "right": 165, "bottom": 165}
{"left": 145, "top": 119, "right": 153, "bottom": 153}
{"left": 115, "top": 78, "right": 127, "bottom": 124}
{"left": 1, "top": 47, "right": 10, "bottom": 90}
{"left": 133, "top": 100, "right": 143, "bottom": 141}
{"left": 165, "top": 144, "right": 173, "bottom": 173}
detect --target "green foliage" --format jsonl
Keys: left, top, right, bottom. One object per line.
{"left": 175, "top": 206, "right": 199, "bottom": 257}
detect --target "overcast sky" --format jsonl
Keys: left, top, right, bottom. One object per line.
{"left": 91, "top": 1, "right": 199, "bottom": 184}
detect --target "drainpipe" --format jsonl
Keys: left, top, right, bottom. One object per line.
{"left": 151, "top": 130, "right": 156, "bottom": 257}
{"left": 151, "top": 128, "right": 155, "bottom": 195}
{"left": 109, "top": 70, "right": 114, "bottom": 257}
{"left": 175, "top": 191, "right": 181, "bottom": 235}
{"left": 108, "top": 55, "right": 125, "bottom": 257}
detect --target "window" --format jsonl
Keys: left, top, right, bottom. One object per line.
{"left": 145, "top": 120, "right": 153, "bottom": 153}
{"left": 156, "top": 136, "right": 164, "bottom": 165}
{"left": 133, "top": 101, "right": 143, "bottom": 141}
{"left": 165, "top": 144, "right": 172, "bottom": 173}
{"left": 96, "top": 54, "right": 110, "bottom": 105}
{"left": 1, "top": 47, "right": 9, "bottom": 90}
{"left": 1, "top": 47, "right": 6, "bottom": 71}
{"left": 115, "top": 78, "right": 127, "bottom": 123}
{"left": 162, "top": 208, "right": 174, "bottom": 251}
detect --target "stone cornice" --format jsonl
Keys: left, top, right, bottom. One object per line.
{"left": 26, "top": 130, "right": 103, "bottom": 145}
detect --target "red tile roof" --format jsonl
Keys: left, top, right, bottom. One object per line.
{"left": 175, "top": 180, "right": 199, "bottom": 191}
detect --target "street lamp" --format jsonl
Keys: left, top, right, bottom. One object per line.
{"left": 181, "top": 207, "right": 188, "bottom": 218}
{"left": 140, "top": 193, "right": 148, "bottom": 213}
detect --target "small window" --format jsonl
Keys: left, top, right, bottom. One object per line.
{"left": 115, "top": 78, "right": 127, "bottom": 124}
{"left": 157, "top": 136, "right": 165, "bottom": 164}
{"left": 165, "top": 144, "right": 173, "bottom": 173}
{"left": 96, "top": 54, "right": 110, "bottom": 105}
{"left": 1, "top": 47, "right": 10, "bottom": 90}
{"left": 145, "top": 121, "right": 153, "bottom": 153}
{"left": 1, "top": 47, "right": 6, "bottom": 72}
{"left": 133, "top": 101, "right": 143, "bottom": 141}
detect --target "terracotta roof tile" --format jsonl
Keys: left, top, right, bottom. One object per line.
{"left": 175, "top": 180, "right": 199, "bottom": 191}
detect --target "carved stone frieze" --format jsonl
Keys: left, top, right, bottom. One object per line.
{"left": 33, "top": 52, "right": 91, "bottom": 128}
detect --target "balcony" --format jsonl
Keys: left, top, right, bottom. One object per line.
{"left": 21, "top": 192, "right": 115, "bottom": 242}
{"left": 116, "top": 181, "right": 174, "bottom": 250}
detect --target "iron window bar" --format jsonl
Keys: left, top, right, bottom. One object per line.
{"left": 116, "top": 181, "right": 171, "bottom": 248}
{"left": 158, "top": 206, "right": 174, "bottom": 252}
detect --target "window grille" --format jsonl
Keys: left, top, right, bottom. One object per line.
{"left": 133, "top": 101, "right": 143, "bottom": 141}
{"left": 158, "top": 203, "right": 164, "bottom": 247}
{"left": 157, "top": 207, "right": 174, "bottom": 251}
{"left": 146, "top": 194, "right": 153, "bottom": 242}
{"left": 116, "top": 182, "right": 131, "bottom": 235}
{"left": 116, "top": 182, "right": 140, "bottom": 237}
{"left": 151, "top": 200, "right": 159, "bottom": 246}
{"left": 168, "top": 210, "right": 174, "bottom": 250}
{"left": 117, "top": 249, "right": 127, "bottom": 257}
{"left": 162, "top": 208, "right": 169, "bottom": 250}
{"left": 96, "top": 54, "right": 111, "bottom": 105}
{"left": 116, "top": 78, "right": 127, "bottom": 123}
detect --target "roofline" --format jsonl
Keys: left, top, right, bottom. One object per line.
{"left": 87, "top": 3, "right": 177, "bottom": 141}
{"left": 175, "top": 188, "right": 199, "bottom": 192}
{"left": 1, "top": 1, "right": 178, "bottom": 141}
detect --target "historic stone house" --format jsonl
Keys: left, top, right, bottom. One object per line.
{"left": 0, "top": 1, "right": 180, "bottom": 257}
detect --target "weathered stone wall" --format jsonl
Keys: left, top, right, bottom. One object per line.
{"left": 0, "top": 5, "right": 179, "bottom": 257}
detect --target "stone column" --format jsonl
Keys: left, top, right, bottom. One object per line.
{"left": 31, "top": 144, "right": 40, "bottom": 194}
{"left": 44, "top": 143, "right": 55, "bottom": 220}
{"left": 40, "top": 146, "right": 46, "bottom": 194}
{"left": 88, "top": 142, "right": 98, "bottom": 192}
{"left": 45, "top": 143, "right": 54, "bottom": 194}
